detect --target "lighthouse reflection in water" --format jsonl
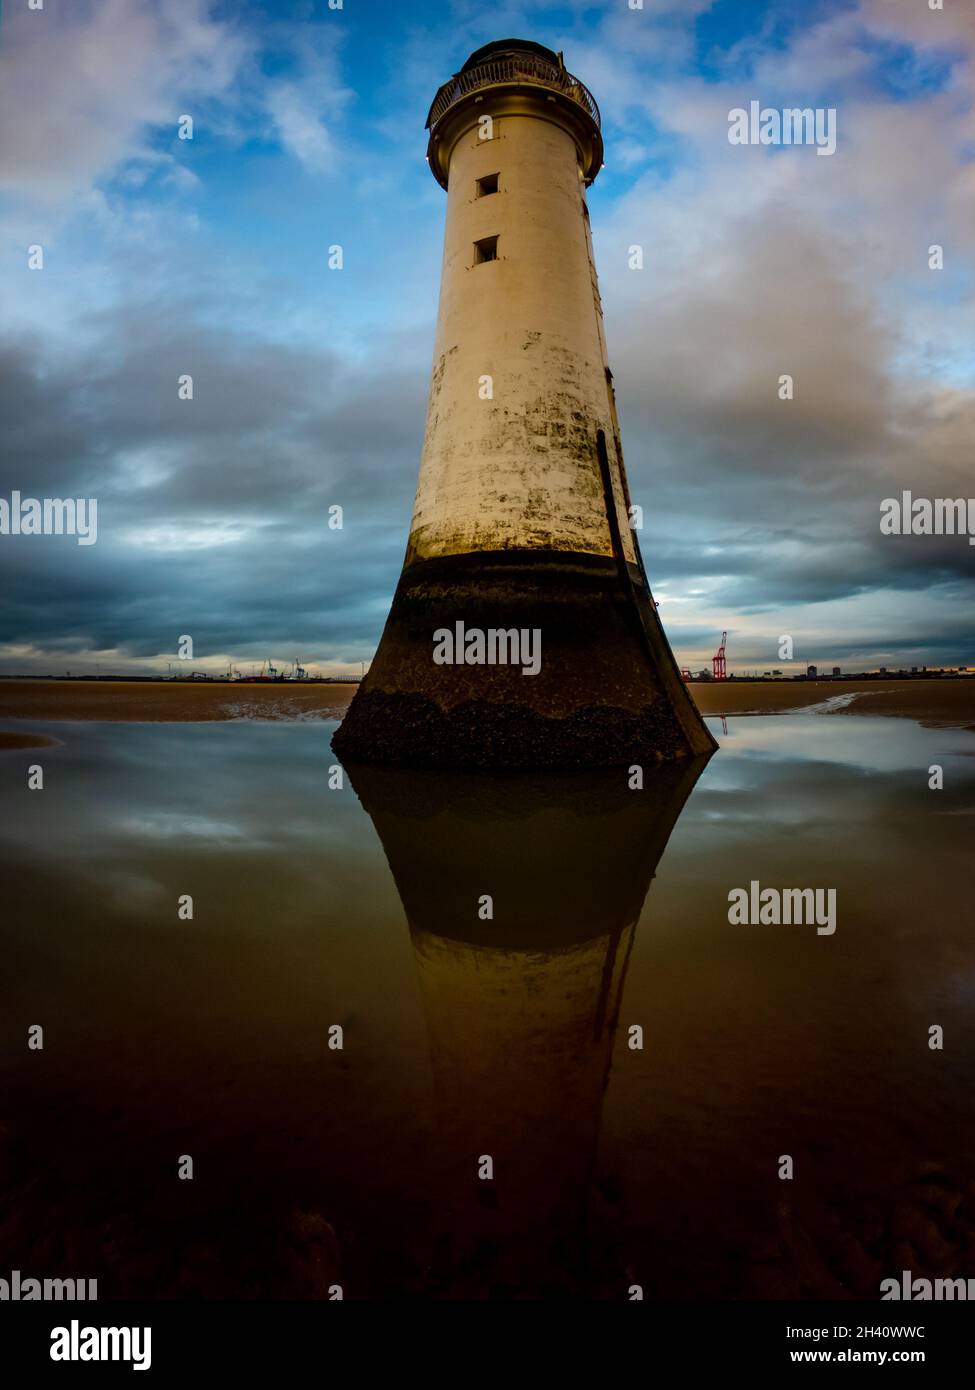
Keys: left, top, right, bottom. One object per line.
{"left": 346, "top": 756, "right": 708, "bottom": 1297}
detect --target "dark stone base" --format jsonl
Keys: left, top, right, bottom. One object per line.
{"left": 334, "top": 689, "right": 692, "bottom": 769}
{"left": 332, "top": 548, "right": 716, "bottom": 770}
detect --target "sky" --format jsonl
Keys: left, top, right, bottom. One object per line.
{"left": 1, "top": 0, "right": 973, "bottom": 678}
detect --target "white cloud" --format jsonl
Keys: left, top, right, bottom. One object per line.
{"left": 0, "top": 0, "right": 350, "bottom": 222}
{"left": 120, "top": 521, "right": 255, "bottom": 552}
{"left": 0, "top": 0, "right": 249, "bottom": 208}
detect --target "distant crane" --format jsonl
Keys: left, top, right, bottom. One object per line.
{"left": 679, "top": 666, "right": 692, "bottom": 681}
{"left": 712, "top": 630, "right": 728, "bottom": 681}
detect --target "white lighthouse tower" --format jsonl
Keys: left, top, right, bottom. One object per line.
{"left": 334, "top": 39, "right": 715, "bottom": 769}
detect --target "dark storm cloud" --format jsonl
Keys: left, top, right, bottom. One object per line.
{"left": 1, "top": 0, "right": 973, "bottom": 674}
{"left": 0, "top": 303, "right": 427, "bottom": 667}
{"left": 598, "top": 185, "right": 975, "bottom": 637}
{"left": 1, "top": 265, "right": 971, "bottom": 671}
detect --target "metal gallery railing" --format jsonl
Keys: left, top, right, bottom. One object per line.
{"left": 427, "top": 55, "right": 600, "bottom": 130}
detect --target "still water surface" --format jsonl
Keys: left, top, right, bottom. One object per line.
{"left": 1, "top": 713, "right": 973, "bottom": 1299}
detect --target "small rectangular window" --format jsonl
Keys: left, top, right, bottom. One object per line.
{"left": 474, "top": 235, "right": 498, "bottom": 264}
{"left": 476, "top": 173, "right": 499, "bottom": 197}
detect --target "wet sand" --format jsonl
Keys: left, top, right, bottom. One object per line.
{"left": 0, "top": 679, "right": 357, "bottom": 722}
{"left": 691, "top": 677, "right": 975, "bottom": 729}
{"left": 2, "top": 713, "right": 974, "bottom": 1299}
{"left": 0, "top": 677, "right": 972, "bottom": 730}
{"left": 0, "top": 730, "right": 59, "bottom": 751}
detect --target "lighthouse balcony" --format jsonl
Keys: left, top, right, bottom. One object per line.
{"left": 426, "top": 50, "right": 600, "bottom": 133}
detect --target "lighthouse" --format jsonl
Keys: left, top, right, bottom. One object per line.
{"left": 333, "top": 39, "right": 716, "bottom": 769}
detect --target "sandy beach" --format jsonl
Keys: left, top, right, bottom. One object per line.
{"left": 0, "top": 679, "right": 357, "bottom": 726}
{"left": 690, "top": 677, "right": 975, "bottom": 729}
{"left": 0, "top": 676, "right": 972, "bottom": 733}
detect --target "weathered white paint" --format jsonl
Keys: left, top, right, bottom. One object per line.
{"left": 407, "top": 104, "right": 636, "bottom": 565}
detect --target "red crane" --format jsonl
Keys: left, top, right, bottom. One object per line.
{"left": 712, "top": 630, "right": 728, "bottom": 681}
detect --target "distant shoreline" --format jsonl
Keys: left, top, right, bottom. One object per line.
{"left": 0, "top": 676, "right": 972, "bottom": 733}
